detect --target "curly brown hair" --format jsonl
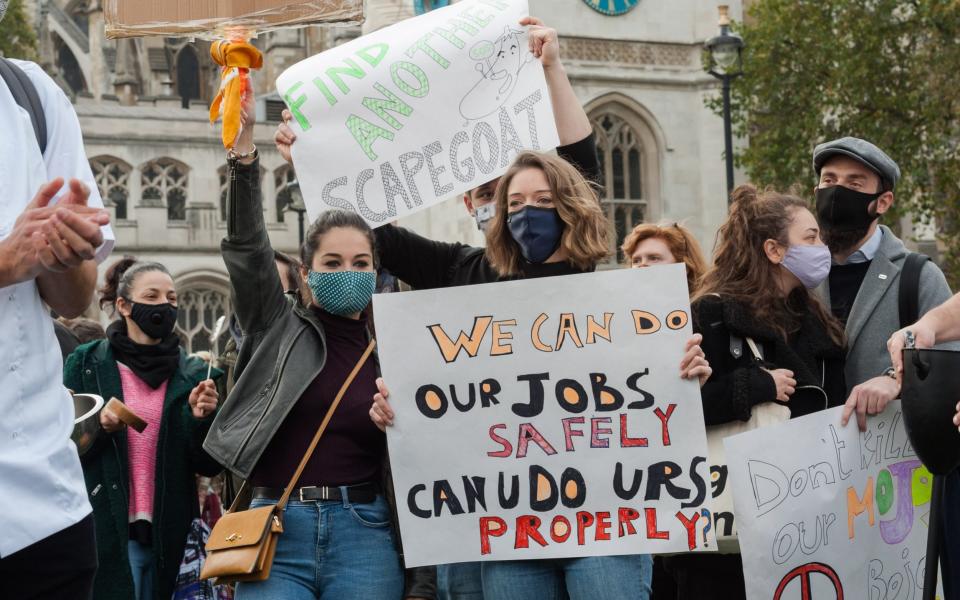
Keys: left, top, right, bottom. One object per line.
{"left": 485, "top": 152, "right": 609, "bottom": 276}
{"left": 694, "top": 184, "right": 844, "bottom": 346}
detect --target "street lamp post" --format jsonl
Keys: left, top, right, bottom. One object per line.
{"left": 705, "top": 5, "right": 745, "bottom": 204}
{"left": 284, "top": 180, "right": 307, "bottom": 245}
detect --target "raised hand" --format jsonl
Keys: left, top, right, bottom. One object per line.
{"left": 275, "top": 109, "right": 296, "bottom": 164}
{"left": 521, "top": 17, "right": 560, "bottom": 69}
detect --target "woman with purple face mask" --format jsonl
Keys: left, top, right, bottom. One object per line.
{"left": 661, "top": 185, "right": 846, "bottom": 600}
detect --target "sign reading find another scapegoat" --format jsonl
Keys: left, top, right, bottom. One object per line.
{"left": 275, "top": 0, "right": 560, "bottom": 227}
{"left": 373, "top": 266, "right": 715, "bottom": 567}
{"left": 724, "top": 402, "right": 943, "bottom": 599}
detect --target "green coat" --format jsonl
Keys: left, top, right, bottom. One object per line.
{"left": 64, "top": 340, "right": 223, "bottom": 600}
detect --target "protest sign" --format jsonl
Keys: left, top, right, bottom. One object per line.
{"left": 373, "top": 266, "right": 714, "bottom": 567}
{"left": 275, "top": 0, "right": 560, "bottom": 227}
{"left": 724, "top": 402, "right": 942, "bottom": 599}
{"left": 104, "top": 0, "right": 363, "bottom": 39}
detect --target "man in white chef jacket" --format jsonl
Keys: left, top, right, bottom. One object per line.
{"left": 0, "top": 3, "right": 114, "bottom": 596}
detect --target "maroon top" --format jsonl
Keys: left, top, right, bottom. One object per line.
{"left": 249, "top": 308, "right": 384, "bottom": 488}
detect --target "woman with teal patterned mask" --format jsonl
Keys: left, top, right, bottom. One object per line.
{"left": 209, "top": 88, "right": 436, "bottom": 600}
{"left": 302, "top": 220, "right": 377, "bottom": 318}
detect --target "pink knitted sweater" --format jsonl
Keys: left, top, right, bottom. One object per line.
{"left": 117, "top": 363, "right": 167, "bottom": 524}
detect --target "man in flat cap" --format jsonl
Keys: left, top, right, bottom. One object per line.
{"left": 812, "top": 136, "right": 958, "bottom": 431}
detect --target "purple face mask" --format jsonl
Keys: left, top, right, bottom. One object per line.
{"left": 782, "top": 244, "right": 831, "bottom": 289}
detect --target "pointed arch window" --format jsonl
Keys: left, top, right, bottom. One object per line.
{"left": 589, "top": 105, "right": 660, "bottom": 265}
{"left": 176, "top": 45, "right": 201, "bottom": 109}
{"left": 142, "top": 158, "right": 189, "bottom": 221}
{"left": 175, "top": 285, "right": 232, "bottom": 354}
{"left": 90, "top": 156, "right": 131, "bottom": 220}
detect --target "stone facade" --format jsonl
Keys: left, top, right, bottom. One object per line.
{"left": 25, "top": 0, "right": 742, "bottom": 351}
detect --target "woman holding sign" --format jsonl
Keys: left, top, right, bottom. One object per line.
{"left": 663, "top": 185, "right": 846, "bottom": 600}
{"left": 203, "top": 90, "right": 436, "bottom": 600}
{"left": 64, "top": 257, "right": 223, "bottom": 600}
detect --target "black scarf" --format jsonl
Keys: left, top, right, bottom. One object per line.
{"left": 107, "top": 320, "right": 181, "bottom": 389}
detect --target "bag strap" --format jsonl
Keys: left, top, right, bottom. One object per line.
{"left": 277, "top": 338, "right": 377, "bottom": 511}
{"left": 0, "top": 58, "right": 47, "bottom": 154}
{"left": 899, "top": 253, "right": 930, "bottom": 329}
{"left": 744, "top": 336, "right": 763, "bottom": 362}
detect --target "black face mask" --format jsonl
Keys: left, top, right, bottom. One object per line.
{"left": 816, "top": 185, "right": 882, "bottom": 254}
{"left": 128, "top": 301, "right": 178, "bottom": 340}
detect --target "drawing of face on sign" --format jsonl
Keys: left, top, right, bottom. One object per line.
{"left": 459, "top": 26, "right": 535, "bottom": 122}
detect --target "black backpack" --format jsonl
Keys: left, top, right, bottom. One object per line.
{"left": 0, "top": 57, "right": 47, "bottom": 154}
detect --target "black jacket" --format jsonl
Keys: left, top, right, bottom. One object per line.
{"left": 203, "top": 158, "right": 436, "bottom": 598}
{"left": 376, "top": 133, "right": 601, "bottom": 289}
{"left": 692, "top": 294, "right": 846, "bottom": 426}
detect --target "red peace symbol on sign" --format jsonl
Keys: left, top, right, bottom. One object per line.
{"left": 773, "top": 562, "right": 843, "bottom": 600}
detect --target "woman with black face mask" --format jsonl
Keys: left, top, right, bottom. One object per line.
{"left": 63, "top": 257, "right": 223, "bottom": 600}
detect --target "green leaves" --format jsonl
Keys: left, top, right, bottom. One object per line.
{"left": 0, "top": 0, "right": 37, "bottom": 61}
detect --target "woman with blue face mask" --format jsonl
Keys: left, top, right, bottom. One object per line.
{"left": 662, "top": 185, "right": 846, "bottom": 600}
{"left": 203, "top": 91, "right": 435, "bottom": 600}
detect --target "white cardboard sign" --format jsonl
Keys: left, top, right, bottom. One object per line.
{"left": 373, "top": 266, "right": 715, "bottom": 567}
{"left": 276, "top": 0, "right": 559, "bottom": 227}
{"left": 724, "top": 403, "right": 942, "bottom": 599}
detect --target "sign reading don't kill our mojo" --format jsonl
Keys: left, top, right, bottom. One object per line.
{"left": 275, "top": 0, "right": 559, "bottom": 227}
{"left": 373, "top": 267, "right": 716, "bottom": 567}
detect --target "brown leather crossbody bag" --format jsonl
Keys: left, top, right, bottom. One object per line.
{"left": 200, "top": 339, "right": 376, "bottom": 584}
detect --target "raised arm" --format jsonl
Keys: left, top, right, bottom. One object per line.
{"left": 522, "top": 17, "right": 591, "bottom": 145}
{"left": 220, "top": 89, "right": 286, "bottom": 336}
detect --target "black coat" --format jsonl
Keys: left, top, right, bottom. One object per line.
{"left": 692, "top": 294, "right": 846, "bottom": 426}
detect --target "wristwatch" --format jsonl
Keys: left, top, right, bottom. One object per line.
{"left": 228, "top": 145, "right": 258, "bottom": 162}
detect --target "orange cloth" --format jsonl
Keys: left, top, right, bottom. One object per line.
{"left": 209, "top": 40, "right": 263, "bottom": 149}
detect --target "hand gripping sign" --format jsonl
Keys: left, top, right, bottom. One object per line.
{"left": 372, "top": 266, "right": 715, "bottom": 567}
{"left": 275, "top": 0, "right": 560, "bottom": 227}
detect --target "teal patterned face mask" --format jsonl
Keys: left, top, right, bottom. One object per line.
{"left": 307, "top": 270, "right": 376, "bottom": 316}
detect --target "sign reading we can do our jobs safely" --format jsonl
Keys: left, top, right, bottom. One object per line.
{"left": 275, "top": 0, "right": 560, "bottom": 227}
{"left": 373, "top": 266, "right": 716, "bottom": 567}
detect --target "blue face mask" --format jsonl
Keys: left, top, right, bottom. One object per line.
{"left": 507, "top": 206, "right": 564, "bottom": 264}
{"left": 307, "top": 271, "right": 376, "bottom": 317}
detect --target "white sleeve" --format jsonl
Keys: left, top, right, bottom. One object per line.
{"left": 12, "top": 60, "right": 116, "bottom": 263}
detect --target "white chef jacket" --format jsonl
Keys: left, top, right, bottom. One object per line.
{"left": 0, "top": 59, "right": 114, "bottom": 556}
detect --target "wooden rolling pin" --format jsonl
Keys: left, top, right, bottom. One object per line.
{"left": 105, "top": 397, "right": 148, "bottom": 433}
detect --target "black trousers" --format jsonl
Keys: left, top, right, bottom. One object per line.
{"left": 0, "top": 514, "right": 97, "bottom": 600}
{"left": 661, "top": 553, "right": 747, "bottom": 600}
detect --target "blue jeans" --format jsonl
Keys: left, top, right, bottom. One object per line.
{"left": 235, "top": 493, "right": 404, "bottom": 600}
{"left": 128, "top": 539, "right": 155, "bottom": 600}
{"left": 482, "top": 555, "right": 653, "bottom": 600}
{"left": 437, "top": 562, "right": 484, "bottom": 600}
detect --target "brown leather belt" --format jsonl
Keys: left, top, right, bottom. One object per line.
{"left": 252, "top": 482, "right": 379, "bottom": 504}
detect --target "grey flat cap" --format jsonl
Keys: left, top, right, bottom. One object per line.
{"left": 813, "top": 137, "right": 901, "bottom": 190}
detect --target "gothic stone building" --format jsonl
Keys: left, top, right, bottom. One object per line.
{"left": 24, "top": 0, "right": 742, "bottom": 352}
